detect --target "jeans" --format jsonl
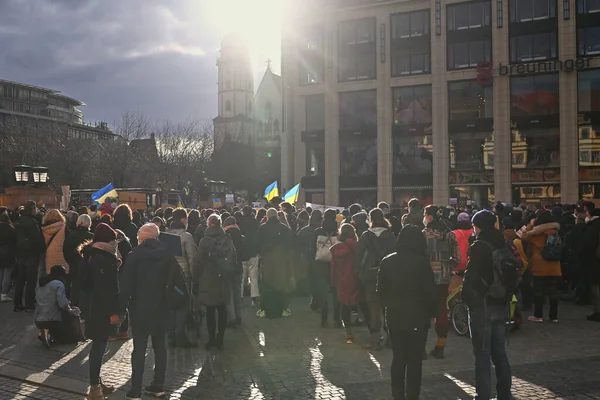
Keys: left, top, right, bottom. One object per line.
{"left": 470, "top": 309, "right": 512, "bottom": 400}
{"left": 89, "top": 339, "right": 108, "bottom": 386}
{"left": 14, "top": 256, "right": 39, "bottom": 308}
{"left": 241, "top": 257, "right": 260, "bottom": 298}
{"left": 434, "top": 284, "right": 449, "bottom": 341}
{"left": 389, "top": 328, "right": 428, "bottom": 400}
{"left": 130, "top": 327, "right": 167, "bottom": 394}
{"left": 206, "top": 305, "right": 227, "bottom": 342}
{"left": 316, "top": 264, "right": 339, "bottom": 324}
{"left": 0, "top": 266, "right": 13, "bottom": 294}
{"left": 533, "top": 276, "right": 559, "bottom": 320}
{"left": 364, "top": 281, "right": 381, "bottom": 333}
{"left": 228, "top": 273, "right": 243, "bottom": 322}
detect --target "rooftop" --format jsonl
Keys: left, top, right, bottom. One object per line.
{"left": 0, "top": 79, "right": 85, "bottom": 106}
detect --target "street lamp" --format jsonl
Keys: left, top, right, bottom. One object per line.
{"left": 13, "top": 165, "right": 32, "bottom": 185}
{"left": 32, "top": 166, "right": 49, "bottom": 184}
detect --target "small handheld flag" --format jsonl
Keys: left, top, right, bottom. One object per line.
{"left": 282, "top": 183, "right": 300, "bottom": 204}
{"left": 264, "top": 181, "right": 279, "bottom": 202}
{"left": 91, "top": 183, "right": 118, "bottom": 205}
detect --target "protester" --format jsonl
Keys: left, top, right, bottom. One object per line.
{"left": 63, "top": 214, "right": 94, "bottom": 306}
{"left": 450, "top": 212, "right": 474, "bottom": 294}
{"left": 132, "top": 211, "right": 144, "bottom": 229}
{"left": 379, "top": 225, "right": 436, "bottom": 400}
{"left": 42, "top": 209, "right": 68, "bottom": 275}
{"left": 193, "top": 209, "right": 212, "bottom": 245}
{"left": 239, "top": 206, "right": 260, "bottom": 305}
{"left": 14, "top": 200, "right": 45, "bottom": 312}
{"left": 281, "top": 202, "right": 297, "bottom": 233}
{"left": 521, "top": 211, "right": 561, "bottom": 322}
{"left": 378, "top": 202, "right": 402, "bottom": 236}
{"left": 119, "top": 223, "right": 170, "bottom": 399}
{"left": 34, "top": 265, "right": 81, "bottom": 347}
{"left": 152, "top": 216, "right": 166, "bottom": 232}
{"left": 422, "top": 205, "right": 461, "bottom": 359}
{"left": 581, "top": 209, "right": 600, "bottom": 321}
{"left": 187, "top": 210, "right": 201, "bottom": 236}
{"left": 355, "top": 208, "right": 396, "bottom": 350}
{"left": 79, "top": 223, "right": 121, "bottom": 400}
{"left": 567, "top": 213, "right": 589, "bottom": 305}
{"left": 330, "top": 223, "right": 365, "bottom": 343}
{"left": 313, "top": 209, "right": 341, "bottom": 328}
{"left": 463, "top": 210, "right": 513, "bottom": 400}
{"left": 223, "top": 216, "right": 244, "bottom": 327}
{"left": 297, "top": 210, "right": 323, "bottom": 311}
{"left": 194, "top": 214, "right": 234, "bottom": 350}
{"left": 255, "top": 208, "right": 294, "bottom": 319}
{"left": 113, "top": 204, "right": 139, "bottom": 248}
{"left": 0, "top": 213, "right": 17, "bottom": 303}
{"left": 401, "top": 198, "right": 424, "bottom": 230}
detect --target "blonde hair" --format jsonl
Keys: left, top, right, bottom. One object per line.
{"left": 76, "top": 214, "right": 91, "bottom": 228}
{"left": 208, "top": 214, "right": 222, "bottom": 228}
{"left": 42, "top": 209, "right": 65, "bottom": 225}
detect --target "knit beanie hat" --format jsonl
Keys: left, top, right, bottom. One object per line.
{"left": 138, "top": 223, "right": 159, "bottom": 244}
{"left": 93, "top": 223, "right": 117, "bottom": 243}
{"left": 457, "top": 212, "right": 471, "bottom": 222}
{"left": 224, "top": 216, "right": 237, "bottom": 227}
{"left": 471, "top": 210, "right": 496, "bottom": 230}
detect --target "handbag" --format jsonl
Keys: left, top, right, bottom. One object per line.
{"left": 315, "top": 235, "right": 338, "bottom": 262}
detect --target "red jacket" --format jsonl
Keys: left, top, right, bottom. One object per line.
{"left": 330, "top": 238, "right": 361, "bottom": 305}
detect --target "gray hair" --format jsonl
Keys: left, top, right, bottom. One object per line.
{"left": 76, "top": 214, "right": 91, "bottom": 229}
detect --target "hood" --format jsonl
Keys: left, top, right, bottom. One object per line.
{"left": 352, "top": 212, "right": 368, "bottom": 225}
{"left": 42, "top": 221, "right": 65, "bottom": 237}
{"left": 397, "top": 225, "right": 428, "bottom": 255}
{"left": 134, "top": 238, "right": 167, "bottom": 260}
{"left": 208, "top": 232, "right": 233, "bottom": 256}
{"left": 454, "top": 220, "right": 472, "bottom": 230}
{"left": 368, "top": 227, "right": 389, "bottom": 237}
{"left": 167, "top": 227, "right": 186, "bottom": 236}
{"left": 204, "top": 226, "right": 226, "bottom": 238}
{"left": 530, "top": 222, "right": 560, "bottom": 236}
{"left": 330, "top": 238, "right": 357, "bottom": 257}
{"left": 477, "top": 229, "right": 506, "bottom": 248}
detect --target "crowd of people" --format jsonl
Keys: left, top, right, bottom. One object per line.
{"left": 0, "top": 196, "right": 599, "bottom": 400}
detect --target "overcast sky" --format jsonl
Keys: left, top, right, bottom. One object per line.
{"left": 0, "top": 0, "right": 281, "bottom": 126}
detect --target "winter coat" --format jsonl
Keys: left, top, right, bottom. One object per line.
{"left": 330, "top": 238, "right": 361, "bottom": 305}
{"left": 113, "top": 220, "right": 139, "bottom": 248}
{"left": 255, "top": 219, "right": 294, "bottom": 293}
{"left": 238, "top": 216, "right": 260, "bottom": 257}
{"left": 564, "top": 221, "right": 586, "bottom": 275}
{"left": 296, "top": 223, "right": 320, "bottom": 262}
{"left": 79, "top": 245, "right": 120, "bottom": 340}
{"left": 463, "top": 229, "right": 510, "bottom": 314}
{"left": 0, "top": 222, "right": 17, "bottom": 268}
{"left": 166, "top": 224, "right": 197, "bottom": 279}
{"left": 581, "top": 217, "right": 600, "bottom": 284}
{"left": 42, "top": 221, "right": 68, "bottom": 274}
{"left": 351, "top": 212, "right": 369, "bottom": 237}
{"left": 15, "top": 215, "right": 45, "bottom": 258}
{"left": 504, "top": 229, "right": 529, "bottom": 272}
{"left": 34, "top": 278, "right": 70, "bottom": 322}
{"left": 384, "top": 211, "right": 402, "bottom": 236}
{"left": 224, "top": 225, "right": 244, "bottom": 273}
{"left": 355, "top": 227, "right": 397, "bottom": 283}
{"left": 63, "top": 227, "right": 94, "bottom": 272}
{"left": 560, "top": 212, "right": 576, "bottom": 238}
{"left": 193, "top": 221, "right": 208, "bottom": 246}
{"left": 452, "top": 221, "right": 474, "bottom": 272}
{"left": 521, "top": 222, "right": 562, "bottom": 277}
{"left": 401, "top": 210, "right": 425, "bottom": 230}
{"left": 193, "top": 227, "right": 235, "bottom": 306}
{"left": 378, "top": 229, "right": 436, "bottom": 332}
{"left": 422, "top": 220, "right": 461, "bottom": 285}
{"left": 119, "top": 238, "right": 172, "bottom": 334}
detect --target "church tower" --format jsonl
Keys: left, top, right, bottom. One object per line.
{"left": 214, "top": 34, "right": 254, "bottom": 146}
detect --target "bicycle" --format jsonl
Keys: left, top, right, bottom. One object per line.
{"left": 446, "top": 271, "right": 471, "bottom": 337}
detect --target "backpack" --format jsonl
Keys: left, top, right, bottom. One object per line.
{"left": 165, "top": 257, "right": 189, "bottom": 311}
{"left": 209, "top": 239, "right": 236, "bottom": 276}
{"left": 315, "top": 234, "right": 338, "bottom": 262}
{"left": 541, "top": 233, "right": 563, "bottom": 262}
{"left": 479, "top": 241, "right": 520, "bottom": 301}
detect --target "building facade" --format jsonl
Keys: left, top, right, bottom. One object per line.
{"left": 0, "top": 79, "right": 114, "bottom": 140}
{"left": 282, "top": 0, "right": 600, "bottom": 208}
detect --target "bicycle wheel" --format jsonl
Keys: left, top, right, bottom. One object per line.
{"left": 451, "top": 301, "right": 470, "bottom": 337}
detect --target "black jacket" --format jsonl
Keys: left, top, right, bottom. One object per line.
{"left": 355, "top": 228, "right": 397, "bottom": 283}
{"left": 15, "top": 215, "right": 45, "bottom": 258}
{"left": 238, "top": 216, "right": 259, "bottom": 257}
{"left": 225, "top": 226, "right": 244, "bottom": 273}
{"left": 463, "top": 229, "right": 508, "bottom": 310}
{"left": 560, "top": 212, "right": 576, "bottom": 238}
{"left": 255, "top": 219, "right": 293, "bottom": 256}
{"left": 384, "top": 211, "right": 402, "bottom": 237}
{"left": 378, "top": 234, "right": 436, "bottom": 331}
{"left": 63, "top": 227, "right": 94, "bottom": 272}
{"left": 0, "top": 222, "right": 17, "bottom": 268}
{"left": 119, "top": 238, "right": 171, "bottom": 333}
{"left": 113, "top": 220, "right": 139, "bottom": 248}
{"left": 296, "top": 223, "right": 320, "bottom": 262}
{"left": 194, "top": 227, "right": 235, "bottom": 306}
{"left": 193, "top": 221, "right": 208, "bottom": 246}
{"left": 581, "top": 217, "right": 600, "bottom": 284}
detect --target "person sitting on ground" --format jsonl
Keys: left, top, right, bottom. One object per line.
{"left": 34, "top": 265, "right": 81, "bottom": 347}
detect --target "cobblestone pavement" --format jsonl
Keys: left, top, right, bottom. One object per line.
{"left": 1, "top": 296, "right": 600, "bottom": 399}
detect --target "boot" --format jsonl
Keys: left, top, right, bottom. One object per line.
{"left": 216, "top": 330, "right": 225, "bottom": 351}
{"left": 362, "top": 332, "right": 381, "bottom": 350}
{"left": 88, "top": 384, "right": 105, "bottom": 400}
{"left": 99, "top": 378, "right": 115, "bottom": 394}
{"left": 430, "top": 337, "right": 446, "bottom": 359}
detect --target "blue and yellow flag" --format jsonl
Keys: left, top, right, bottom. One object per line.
{"left": 264, "top": 181, "right": 279, "bottom": 202}
{"left": 282, "top": 183, "right": 300, "bottom": 204}
{"left": 91, "top": 183, "right": 118, "bottom": 204}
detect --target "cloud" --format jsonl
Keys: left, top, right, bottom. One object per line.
{"left": 0, "top": 0, "right": 221, "bottom": 124}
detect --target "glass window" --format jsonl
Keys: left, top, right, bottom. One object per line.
{"left": 510, "top": 0, "right": 556, "bottom": 21}
{"left": 298, "top": 25, "right": 325, "bottom": 85}
{"left": 510, "top": 74, "right": 559, "bottom": 116}
{"left": 340, "top": 90, "right": 377, "bottom": 131}
{"left": 393, "top": 85, "right": 432, "bottom": 126}
{"left": 393, "top": 135, "right": 433, "bottom": 173}
{"left": 448, "top": 80, "right": 493, "bottom": 120}
{"left": 448, "top": 39, "right": 491, "bottom": 69}
{"left": 448, "top": 1, "right": 491, "bottom": 30}
{"left": 450, "top": 132, "right": 495, "bottom": 170}
{"left": 392, "top": 10, "right": 429, "bottom": 39}
{"left": 306, "top": 144, "right": 325, "bottom": 175}
{"left": 305, "top": 94, "right": 325, "bottom": 131}
{"left": 338, "top": 18, "right": 376, "bottom": 81}
{"left": 225, "top": 100, "right": 231, "bottom": 112}
{"left": 579, "top": 69, "right": 600, "bottom": 113}
{"left": 511, "top": 127, "right": 560, "bottom": 168}
{"left": 510, "top": 32, "right": 557, "bottom": 62}
{"left": 578, "top": 0, "right": 600, "bottom": 13}
{"left": 392, "top": 49, "right": 430, "bottom": 76}
{"left": 341, "top": 138, "right": 377, "bottom": 175}
{"left": 578, "top": 27, "right": 600, "bottom": 57}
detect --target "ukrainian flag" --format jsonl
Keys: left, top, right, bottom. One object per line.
{"left": 91, "top": 183, "right": 118, "bottom": 205}
{"left": 283, "top": 183, "right": 300, "bottom": 204}
{"left": 264, "top": 181, "right": 279, "bottom": 202}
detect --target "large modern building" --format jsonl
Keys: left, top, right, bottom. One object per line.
{"left": 281, "top": 0, "right": 600, "bottom": 207}
{"left": 0, "top": 79, "right": 114, "bottom": 140}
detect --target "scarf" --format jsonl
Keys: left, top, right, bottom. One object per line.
{"left": 92, "top": 241, "right": 123, "bottom": 268}
{"left": 224, "top": 224, "right": 240, "bottom": 232}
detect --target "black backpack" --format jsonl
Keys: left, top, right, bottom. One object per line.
{"left": 165, "top": 257, "right": 189, "bottom": 311}
{"left": 479, "top": 241, "right": 520, "bottom": 301}
{"left": 541, "top": 233, "right": 563, "bottom": 262}
{"left": 209, "top": 239, "right": 236, "bottom": 276}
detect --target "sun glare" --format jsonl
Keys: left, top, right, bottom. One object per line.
{"left": 207, "top": 0, "right": 284, "bottom": 72}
